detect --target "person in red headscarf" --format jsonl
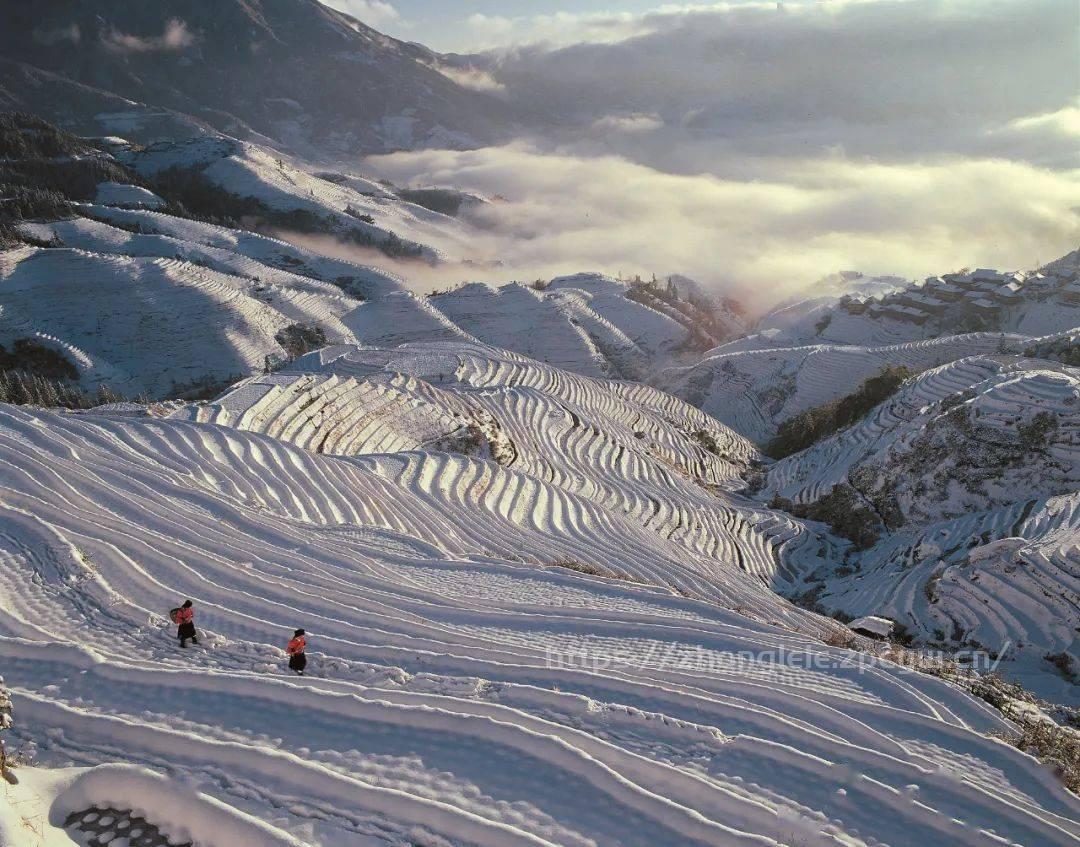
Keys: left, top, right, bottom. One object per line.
{"left": 286, "top": 629, "right": 307, "bottom": 675}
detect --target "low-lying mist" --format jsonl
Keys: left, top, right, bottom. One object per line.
{"left": 357, "top": 142, "right": 1078, "bottom": 312}
{"left": 315, "top": 0, "right": 1078, "bottom": 313}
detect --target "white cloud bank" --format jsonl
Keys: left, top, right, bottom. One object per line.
{"left": 427, "top": 62, "right": 508, "bottom": 96}
{"left": 368, "top": 142, "right": 1079, "bottom": 308}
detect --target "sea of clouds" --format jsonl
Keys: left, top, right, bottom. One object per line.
{"left": 362, "top": 0, "right": 1079, "bottom": 306}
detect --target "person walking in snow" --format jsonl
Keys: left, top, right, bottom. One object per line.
{"left": 286, "top": 629, "right": 307, "bottom": 675}
{"left": 172, "top": 600, "right": 198, "bottom": 648}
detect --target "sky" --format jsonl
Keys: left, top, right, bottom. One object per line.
{"left": 324, "top": 0, "right": 683, "bottom": 51}
{"left": 324, "top": 0, "right": 1080, "bottom": 303}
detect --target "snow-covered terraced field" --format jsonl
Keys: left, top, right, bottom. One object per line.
{"left": 754, "top": 274, "right": 909, "bottom": 336}
{"left": 815, "top": 297, "right": 1080, "bottom": 348}
{"left": 755, "top": 355, "right": 1080, "bottom": 700}
{"left": 20, "top": 214, "right": 402, "bottom": 303}
{"left": 813, "top": 492, "right": 1080, "bottom": 705}
{"left": 121, "top": 137, "right": 473, "bottom": 262}
{"left": 4, "top": 35, "right": 1080, "bottom": 847}
{"left": 399, "top": 274, "right": 717, "bottom": 381}
{"left": 430, "top": 284, "right": 613, "bottom": 378}
{"left": 182, "top": 343, "right": 1080, "bottom": 703}
{"left": 5, "top": 215, "right": 700, "bottom": 401}
{"left": 2, "top": 157, "right": 1079, "bottom": 842}
{"left": 748, "top": 260, "right": 1080, "bottom": 352}
{"left": 3, "top": 396, "right": 1080, "bottom": 846}
{"left": 75, "top": 205, "right": 407, "bottom": 299}
{"left": 6, "top": 210, "right": 731, "bottom": 399}
{"left": 342, "top": 290, "right": 477, "bottom": 347}
{"left": 764, "top": 356, "right": 1080, "bottom": 511}
{"left": 0, "top": 244, "right": 368, "bottom": 396}
{"left": 179, "top": 342, "right": 829, "bottom": 600}
{"left": 661, "top": 333, "right": 1032, "bottom": 444}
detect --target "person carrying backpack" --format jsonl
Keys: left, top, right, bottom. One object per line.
{"left": 170, "top": 600, "right": 198, "bottom": 648}
{"left": 286, "top": 629, "right": 307, "bottom": 675}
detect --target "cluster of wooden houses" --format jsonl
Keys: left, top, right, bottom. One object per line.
{"left": 838, "top": 265, "right": 1080, "bottom": 326}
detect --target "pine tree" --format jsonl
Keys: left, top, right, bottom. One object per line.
{"left": 12, "top": 372, "right": 31, "bottom": 404}
{"left": 44, "top": 375, "right": 59, "bottom": 406}
{"left": 96, "top": 384, "right": 123, "bottom": 405}
{"left": 0, "top": 369, "right": 103, "bottom": 409}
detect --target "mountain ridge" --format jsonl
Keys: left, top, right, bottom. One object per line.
{"left": 0, "top": 0, "right": 520, "bottom": 157}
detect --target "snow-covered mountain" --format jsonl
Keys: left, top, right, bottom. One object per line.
{"left": 764, "top": 358, "right": 1080, "bottom": 524}
{"left": 653, "top": 286, "right": 1080, "bottom": 696}
{"left": 0, "top": 0, "right": 518, "bottom": 157}
{"left": 4, "top": 246, "right": 740, "bottom": 400}
{"left": 120, "top": 135, "right": 470, "bottom": 261}
{"left": 3, "top": 224, "right": 738, "bottom": 396}
{"left": 746, "top": 263, "right": 1080, "bottom": 350}
{"left": 658, "top": 332, "right": 1030, "bottom": 444}
{"left": 0, "top": 115, "right": 744, "bottom": 398}
{"left": 4, "top": 218, "right": 401, "bottom": 397}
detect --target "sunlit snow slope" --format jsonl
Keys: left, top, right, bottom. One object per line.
{"left": 180, "top": 342, "right": 828, "bottom": 605}
{"left": 4, "top": 345, "right": 1080, "bottom": 846}
{"left": 6, "top": 206, "right": 741, "bottom": 396}
{"left": 660, "top": 333, "right": 1032, "bottom": 444}
{"left": 759, "top": 355, "right": 1080, "bottom": 702}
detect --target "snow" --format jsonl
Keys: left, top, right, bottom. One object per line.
{"left": 0, "top": 246, "right": 325, "bottom": 395}
{"left": 763, "top": 357, "right": 1080, "bottom": 517}
{"left": 659, "top": 333, "right": 1028, "bottom": 443}
{"left": 430, "top": 284, "right": 610, "bottom": 378}
{"left": 848, "top": 616, "right": 894, "bottom": 638}
{"left": 3, "top": 339, "right": 1079, "bottom": 844}
{"left": 60, "top": 765, "right": 304, "bottom": 846}
{"left": 756, "top": 272, "right": 908, "bottom": 335}
{"left": 6, "top": 213, "right": 732, "bottom": 397}
{"left": 0, "top": 766, "right": 84, "bottom": 847}
{"left": 121, "top": 138, "right": 473, "bottom": 262}
{"left": 748, "top": 262, "right": 1080, "bottom": 350}
{"left": 0, "top": 764, "right": 304, "bottom": 846}
{"left": 2, "top": 214, "right": 416, "bottom": 395}
{"left": 352, "top": 276, "right": 713, "bottom": 381}
{"left": 81, "top": 206, "right": 405, "bottom": 299}
{"left": 756, "top": 353, "right": 1080, "bottom": 697}
{"left": 92, "top": 182, "right": 165, "bottom": 210}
